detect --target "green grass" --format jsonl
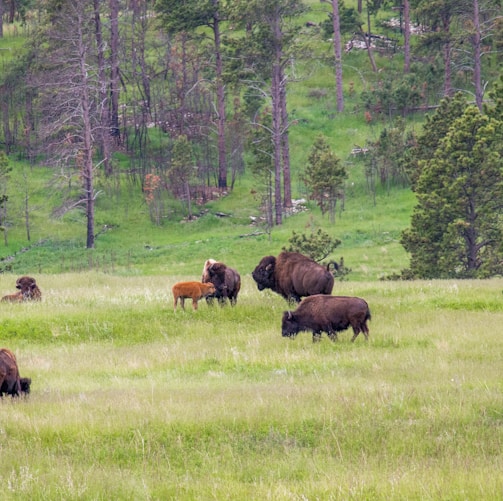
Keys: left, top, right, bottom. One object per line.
{"left": 1, "top": 275, "right": 502, "bottom": 500}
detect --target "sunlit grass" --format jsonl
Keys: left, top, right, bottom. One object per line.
{"left": 0, "top": 275, "right": 502, "bottom": 499}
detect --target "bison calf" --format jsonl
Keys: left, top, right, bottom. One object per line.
{"left": 282, "top": 294, "right": 371, "bottom": 343}
{"left": 0, "top": 348, "right": 32, "bottom": 397}
{"left": 172, "top": 281, "right": 216, "bottom": 311}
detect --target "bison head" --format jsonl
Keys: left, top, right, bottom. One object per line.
{"left": 281, "top": 310, "right": 299, "bottom": 338}
{"left": 252, "top": 256, "right": 276, "bottom": 291}
{"left": 16, "top": 276, "right": 37, "bottom": 291}
{"left": 19, "top": 377, "right": 31, "bottom": 395}
{"left": 15, "top": 276, "right": 41, "bottom": 301}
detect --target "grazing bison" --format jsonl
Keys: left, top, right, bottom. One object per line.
{"left": 201, "top": 259, "right": 241, "bottom": 306}
{"left": 0, "top": 348, "right": 32, "bottom": 397}
{"left": 1, "top": 276, "right": 42, "bottom": 302}
{"left": 252, "top": 251, "right": 334, "bottom": 303}
{"left": 172, "top": 281, "right": 216, "bottom": 311}
{"left": 281, "top": 294, "right": 371, "bottom": 343}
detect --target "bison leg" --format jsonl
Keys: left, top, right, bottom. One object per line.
{"left": 350, "top": 326, "right": 361, "bottom": 342}
{"left": 361, "top": 322, "right": 370, "bottom": 341}
{"left": 192, "top": 298, "right": 198, "bottom": 310}
{"left": 328, "top": 332, "right": 338, "bottom": 342}
{"left": 312, "top": 332, "right": 322, "bottom": 343}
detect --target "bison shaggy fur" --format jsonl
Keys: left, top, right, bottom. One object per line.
{"left": 252, "top": 251, "right": 334, "bottom": 303}
{"left": 202, "top": 260, "right": 241, "bottom": 306}
{"left": 282, "top": 294, "right": 371, "bottom": 342}
{"left": 172, "top": 281, "right": 216, "bottom": 311}
{"left": 1, "top": 276, "right": 42, "bottom": 302}
{"left": 0, "top": 348, "right": 32, "bottom": 397}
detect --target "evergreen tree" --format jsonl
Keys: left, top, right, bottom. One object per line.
{"left": 401, "top": 105, "right": 503, "bottom": 278}
{"left": 303, "top": 135, "right": 347, "bottom": 223}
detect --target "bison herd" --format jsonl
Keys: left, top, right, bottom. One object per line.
{"left": 173, "top": 251, "right": 371, "bottom": 344}
{"left": 1, "top": 253, "right": 372, "bottom": 400}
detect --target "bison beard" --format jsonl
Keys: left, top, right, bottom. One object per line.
{"left": 282, "top": 294, "right": 371, "bottom": 343}
{"left": 172, "top": 281, "right": 216, "bottom": 311}
{"left": 0, "top": 348, "right": 32, "bottom": 397}
{"left": 252, "top": 251, "right": 334, "bottom": 303}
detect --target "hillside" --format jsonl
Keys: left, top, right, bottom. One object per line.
{"left": 1, "top": 6, "right": 419, "bottom": 280}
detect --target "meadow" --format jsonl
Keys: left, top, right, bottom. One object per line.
{"left": 1, "top": 273, "right": 502, "bottom": 500}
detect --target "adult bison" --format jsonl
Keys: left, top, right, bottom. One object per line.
{"left": 252, "top": 251, "right": 334, "bottom": 303}
{"left": 1, "top": 276, "right": 42, "bottom": 302}
{"left": 281, "top": 294, "right": 371, "bottom": 342}
{"left": 201, "top": 259, "right": 241, "bottom": 306}
{"left": 0, "top": 348, "right": 32, "bottom": 397}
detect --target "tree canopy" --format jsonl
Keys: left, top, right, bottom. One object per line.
{"left": 401, "top": 100, "right": 503, "bottom": 278}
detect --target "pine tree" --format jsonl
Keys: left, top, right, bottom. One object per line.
{"left": 401, "top": 105, "right": 503, "bottom": 278}
{"left": 303, "top": 135, "right": 347, "bottom": 223}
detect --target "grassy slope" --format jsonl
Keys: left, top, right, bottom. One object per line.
{"left": 0, "top": 6, "right": 418, "bottom": 281}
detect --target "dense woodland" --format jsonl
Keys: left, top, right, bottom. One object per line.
{"left": 0, "top": 0, "right": 502, "bottom": 278}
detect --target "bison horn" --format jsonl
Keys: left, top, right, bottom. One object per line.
{"left": 287, "top": 311, "right": 292, "bottom": 319}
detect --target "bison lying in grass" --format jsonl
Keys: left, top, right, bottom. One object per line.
{"left": 282, "top": 294, "right": 371, "bottom": 343}
{"left": 1, "top": 276, "right": 42, "bottom": 302}
{"left": 0, "top": 348, "right": 31, "bottom": 397}
{"left": 172, "top": 281, "right": 216, "bottom": 311}
{"left": 252, "top": 251, "right": 334, "bottom": 303}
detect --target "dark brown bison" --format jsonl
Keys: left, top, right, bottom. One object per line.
{"left": 202, "top": 259, "right": 241, "bottom": 306}
{"left": 0, "top": 348, "right": 32, "bottom": 397}
{"left": 1, "top": 276, "right": 42, "bottom": 302}
{"left": 172, "top": 281, "right": 216, "bottom": 311}
{"left": 281, "top": 294, "right": 371, "bottom": 342}
{"left": 252, "top": 251, "right": 334, "bottom": 303}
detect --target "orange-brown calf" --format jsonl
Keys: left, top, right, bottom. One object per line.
{"left": 172, "top": 281, "right": 216, "bottom": 311}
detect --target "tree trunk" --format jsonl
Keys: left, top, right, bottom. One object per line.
{"left": 77, "top": 13, "right": 95, "bottom": 249}
{"left": 403, "top": 0, "right": 411, "bottom": 73}
{"left": 109, "top": 0, "right": 121, "bottom": 142}
{"left": 0, "top": 1, "right": 3, "bottom": 38}
{"left": 442, "top": 15, "right": 453, "bottom": 97}
{"left": 472, "top": 0, "right": 483, "bottom": 110}
{"left": 272, "top": 16, "right": 283, "bottom": 225}
{"left": 93, "top": 0, "right": 112, "bottom": 176}
{"left": 364, "top": 9, "right": 377, "bottom": 72}
{"left": 213, "top": 13, "right": 228, "bottom": 188}
{"left": 331, "top": 0, "right": 344, "bottom": 111}
{"left": 280, "top": 65, "right": 292, "bottom": 208}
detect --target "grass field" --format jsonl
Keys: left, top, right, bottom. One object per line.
{"left": 1, "top": 274, "right": 502, "bottom": 500}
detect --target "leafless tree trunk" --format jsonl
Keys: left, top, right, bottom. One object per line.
{"left": 76, "top": 8, "right": 96, "bottom": 249}
{"left": 403, "top": 0, "right": 411, "bottom": 73}
{"left": 213, "top": 13, "right": 228, "bottom": 189}
{"left": 331, "top": 0, "right": 344, "bottom": 111}
{"left": 442, "top": 15, "right": 453, "bottom": 97}
{"left": 34, "top": 1, "right": 102, "bottom": 249}
{"left": 280, "top": 65, "right": 292, "bottom": 209}
{"left": 365, "top": 7, "right": 378, "bottom": 72}
{"left": 93, "top": 0, "right": 112, "bottom": 176}
{"left": 0, "top": 1, "right": 4, "bottom": 38}
{"left": 272, "top": 16, "right": 283, "bottom": 225}
{"left": 472, "top": 0, "right": 483, "bottom": 110}
{"left": 109, "top": 0, "right": 121, "bottom": 142}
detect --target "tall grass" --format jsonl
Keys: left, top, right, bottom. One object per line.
{"left": 1, "top": 274, "right": 502, "bottom": 500}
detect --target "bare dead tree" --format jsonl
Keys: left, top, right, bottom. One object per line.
{"left": 32, "top": 1, "right": 105, "bottom": 249}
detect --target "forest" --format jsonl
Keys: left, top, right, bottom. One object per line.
{"left": 0, "top": 0, "right": 502, "bottom": 278}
